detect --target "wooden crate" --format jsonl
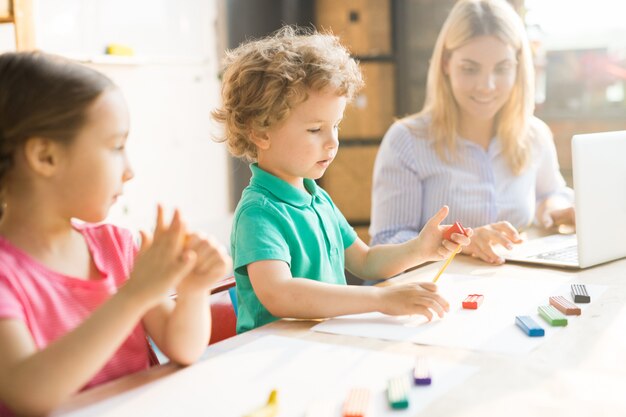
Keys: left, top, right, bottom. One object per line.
{"left": 321, "top": 145, "right": 378, "bottom": 222}
{"left": 0, "top": 0, "right": 11, "bottom": 20}
{"left": 316, "top": 0, "right": 391, "bottom": 56}
{"left": 341, "top": 62, "right": 395, "bottom": 139}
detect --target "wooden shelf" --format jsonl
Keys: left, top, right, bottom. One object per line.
{"left": 0, "top": 0, "right": 35, "bottom": 50}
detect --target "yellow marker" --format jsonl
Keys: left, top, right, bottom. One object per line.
{"left": 244, "top": 389, "right": 278, "bottom": 417}
{"left": 432, "top": 246, "right": 461, "bottom": 283}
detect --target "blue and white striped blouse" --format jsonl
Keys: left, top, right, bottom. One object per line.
{"left": 369, "top": 114, "right": 573, "bottom": 245}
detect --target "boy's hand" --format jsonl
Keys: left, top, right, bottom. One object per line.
{"left": 414, "top": 206, "right": 472, "bottom": 262}
{"left": 124, "top": 206, "right": 197, "bottom": 307}
{"left": 377, "top": 282, "right": 449, "bottom": 320}
{"left": 176, "top": 234, "right": 232, "bottom": 296}
{"left": 461, "top": 221, "right": 521, "bottom": 264}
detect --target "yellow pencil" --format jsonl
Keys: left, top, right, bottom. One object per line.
{"left": 432, "top": 246, "right": 461, "bottom": 283}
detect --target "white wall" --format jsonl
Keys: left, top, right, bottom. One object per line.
{"left": 0, "top": 0, "right": 232, "bottom": 245}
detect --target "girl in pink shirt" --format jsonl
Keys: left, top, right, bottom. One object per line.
{"left": 0, "top": 52, "right": 232, "bottom": 416}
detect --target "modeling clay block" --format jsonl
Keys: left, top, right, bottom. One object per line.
{"left": 571, "top": 284, "right": 590, "bottom": 303}
{"left": 462, "top": 294, "right": 484, "bottom": 309}
{"left": 515, "top": 315, "right": 545, "bottom": 337}
{"left": 387, "top": 376, "right": 410, "bottom": 409}
{"left": 343, "top": 388, "right": 370, "bottom": 417}
{"left": 443, "top": 221, "right": 468, "bottom": 241}
{"left": 549, "top": 296, "right": 581, "bottom": 315}
{"left": 413, "top": 357, "right": 432, "bottom": 386}
{"left": 538, "top": 305, "right": 568, "bottom": 326}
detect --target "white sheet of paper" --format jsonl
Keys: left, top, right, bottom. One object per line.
{"left": 57, "top": 335, "right": 477, "bottom": 417}
{"left": 312, "top": 274, "right": 606, "bottom": 354}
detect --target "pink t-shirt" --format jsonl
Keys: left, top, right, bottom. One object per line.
{"left": 0, "top": 223, "right": 154, "bottom": 416}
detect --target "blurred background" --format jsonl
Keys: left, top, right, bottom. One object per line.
{"left": 1, "top": 0, "right": 625, "bottom": 248}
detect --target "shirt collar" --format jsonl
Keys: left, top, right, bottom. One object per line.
{"left": 458, "top": 135, "right": 502, "bottom": 157}
{"left": 249, "top": 163, "right": 319, "bottom": 207}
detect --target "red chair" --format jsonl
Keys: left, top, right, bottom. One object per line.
{"left": 208, "top": 276, "right": 237, "bottom": 345}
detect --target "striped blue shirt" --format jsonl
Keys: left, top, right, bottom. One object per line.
{"left": 370, "top": 114, "right": 573, "bottom": 245}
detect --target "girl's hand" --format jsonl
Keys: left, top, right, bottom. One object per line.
{"left": 461, "top": 221, "right": 522, "bottom": 264}
{"left": 377, "top": 282, "right": 449, "bottom": 320}
{"left": 414, "top": 206, "right": 473, "bottom": 262}
{"left": 123, "top": 206, "right": 197, "bottom": 306}
{"left": 176, "top": 234, "right": 232, "bottom": 296}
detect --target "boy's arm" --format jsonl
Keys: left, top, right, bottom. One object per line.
{"left": 344, "top": 238, "right": 428, "bottom": 280}
{"left": 346, "top": 206, "right": 470, "bottom": 280}
{"left": 248, "top": 259, "right": 380, "bottom": 318}
{"left": 248, "top": 260, "right": 448, "bottom": 319}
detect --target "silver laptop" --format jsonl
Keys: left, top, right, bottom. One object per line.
{"left": 504, "top": 130, "right": 626, "bottom": 269}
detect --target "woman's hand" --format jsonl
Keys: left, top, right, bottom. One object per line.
{"left": 461, "top": 221, "right": 522, "bottom": 264}
{"left": 546, "top": 206, "right": 575, "bottom": 229}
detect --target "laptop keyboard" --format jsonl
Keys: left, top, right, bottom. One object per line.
{"left": 533, "top": 245, "right": 579, "bottom": 263}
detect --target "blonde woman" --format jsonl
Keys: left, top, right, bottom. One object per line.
{"left": 370, "top": 0, "right": 574, "bottom": 264}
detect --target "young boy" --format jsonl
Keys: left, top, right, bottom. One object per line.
{"left": 212, "top": 27, "right": 472, "bottom": 333}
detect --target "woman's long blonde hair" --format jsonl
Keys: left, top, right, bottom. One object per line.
{"left": 408, "top": 0, "right": 535, "bottom": 174}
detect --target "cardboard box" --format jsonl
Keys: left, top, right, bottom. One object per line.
{"left": 321, "top": 145, "right": 379, "bottom": 222}
{"left": 341, "top": 62, "right": 395, "bottom": 139}
{"left": 316, "top": 0, "right": 391, "bottom": 56}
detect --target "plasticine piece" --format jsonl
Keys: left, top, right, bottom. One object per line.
{"left": 515, "top": 315, "right": 545, "bottom": 337}
{"left": 413, "top": 357, "right": 432, "bottom": 386}
{"left": 444, "top": 221, "right": 468, "bottom": 241}
{"left": 538, "top": 305, "right": 568, "bottom": 327}
{"left": 462, "top": 294, "right": 484, "bottom": 309}
{"left": 342, "top": 388, "right": 370, "bottom": 417}
{"left": 571, "top": 284, "right": 591, "bottom": 303}
{"left": 387, "top": 376, "right": 410, "bottom": 409}
{"left": 549, "top": 296, "right": 581, "bottom": 316}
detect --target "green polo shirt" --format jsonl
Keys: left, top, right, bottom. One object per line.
{"left": 231, "top": 163, "right": 358, "bottom": 333}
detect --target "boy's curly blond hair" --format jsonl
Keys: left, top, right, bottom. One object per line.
{"left": 212, "top": 26, "right": 364, "bottom": 161}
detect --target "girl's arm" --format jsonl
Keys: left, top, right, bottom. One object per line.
{"left": 346, "top": 206, "right": 471, "bottom": 280}
{"left": 0, "top": 209, "right": 195, "bottom": 416}
{"left": 248, "top": 259, "right": 449, "bottom": 320}
{"left": 143, "top": 234, "right": 231, "bottom": 366}
{"left": 0, "top": 286, "right": 163, "bottom": 416}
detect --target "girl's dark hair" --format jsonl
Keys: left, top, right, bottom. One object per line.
{"left": 0, "top": 51, "right": 114, "bottom": 217}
